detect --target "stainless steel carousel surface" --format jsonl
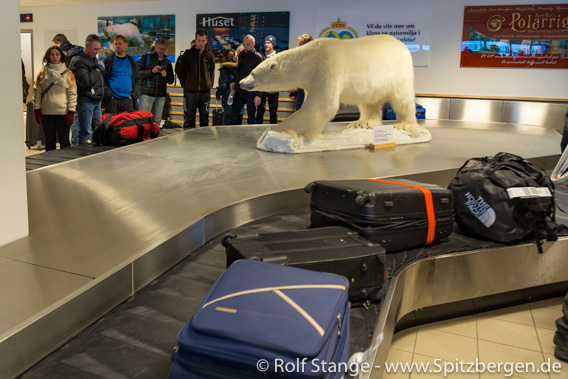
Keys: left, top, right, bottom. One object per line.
{"left": 0, "top": 120, "right": 565, "bottom": 378}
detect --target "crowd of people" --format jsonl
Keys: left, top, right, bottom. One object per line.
{"left": 28, "top": 30, "right": 313, "bottom": 151}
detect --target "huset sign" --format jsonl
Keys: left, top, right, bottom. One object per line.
{"left": 199, "top": 15, "right": 236, "bottom": 28}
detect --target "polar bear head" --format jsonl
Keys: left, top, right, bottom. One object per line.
{"left": 239, "top": 44, "right": 318, "bottom": 92}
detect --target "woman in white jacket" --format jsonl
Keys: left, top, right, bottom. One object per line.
{"left": 33, "top": 46, "right": 77, "bottom": 151}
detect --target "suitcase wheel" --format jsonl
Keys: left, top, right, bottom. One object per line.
{"left": 355, "top": 192, "right": 370, "bottom": 206}
{"left": 221, "top": 234, "right": 236, "bottom": 247}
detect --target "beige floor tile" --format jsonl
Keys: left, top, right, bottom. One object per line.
{"left": 477, "top": 318, "right": 541, "bottom": 351}
{"left": 478, "top": 340, "right": 548, "bottom": 379}
{"left": 477, "top": 304, "right": 534, "bottom": 326}
{"left": 419, "top": 315, "right": 477, "bottom": 339}
{"left": 415, "top": 329, "right": 477, "bottom": 362}
{"left": 411, "top": 354, "right": 480, "bottom": 378}
{"left": 531, "top": 306, "right": 564, "bottom": 330}
{"left": 383, "top": 348, "right": 413, "bottom": 379}
{"left": 391, "top": 327, "right": 418, "bottom": 353}
{"left": 530, "top": 297, "right": 564, "bottom": 312}
{"left": 537, "top": 327, "right": 557, "bottom": 355}
{"left": 544, "top": 353, "right": 568, "bottom": 378}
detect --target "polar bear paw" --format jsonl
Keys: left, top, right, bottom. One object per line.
{"left": 394, "top": 123, "right": 427, "bottom": 138}
{"left": 347, "top": 119, "right": 382, "bottom": 130}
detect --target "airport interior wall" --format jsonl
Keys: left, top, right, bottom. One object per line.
{"left": 20, "top": 0, "right": 568, "bottom": 99}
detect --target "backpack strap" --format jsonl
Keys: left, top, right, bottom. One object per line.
{"left": 145, "top": 53, "right": 151, "bottom": 88}
{"left": 41, "top": 69, "right": 70, "bottom": 100}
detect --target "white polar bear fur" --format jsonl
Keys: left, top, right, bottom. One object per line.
{"left": 104, "top": 23, "right": 144, "bottom": 46}
{"left": 239, "top": 35, "right": 423, "bottom": 139}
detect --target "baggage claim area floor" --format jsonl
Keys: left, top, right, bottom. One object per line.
{"left": 5, "top": 120, "right": 568, "bottom": 378}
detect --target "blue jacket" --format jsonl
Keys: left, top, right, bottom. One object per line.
{"left": 215, "top": 62, "right": 237, "bottom": 101}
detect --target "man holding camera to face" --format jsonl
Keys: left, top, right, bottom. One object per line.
{"left": 137, "top": 38, "right": 175, "bottom": 126}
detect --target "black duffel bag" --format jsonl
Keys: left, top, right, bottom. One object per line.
{"left": 448, "top": 152, "right": 558, "bottom": 253}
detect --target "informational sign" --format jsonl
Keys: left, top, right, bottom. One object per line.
{"left": 316, "top": 8, "right": 431, "bottom": 67}
{"left": 460, "top": 4, "right": 568, "bottom": 68}
{"left": 372, "top": 125, "right": 394, "bottom": 144}
{"left": 197, "top": 12, "right": 290, "bottom": 62}
{"left": 98, "top": 14, "right": 176, "bottom": 62}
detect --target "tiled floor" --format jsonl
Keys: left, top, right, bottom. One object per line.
{"left": 385, "top": 297, "right": 567, "bottom": 378}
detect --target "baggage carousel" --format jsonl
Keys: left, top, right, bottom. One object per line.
{"left": 2, "top": 120, "right": 567, "bottom": 378}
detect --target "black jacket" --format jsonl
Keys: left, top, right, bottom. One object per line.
{"left": 68, "top": 48, "right": 106, "bottom": 101}
{"left": 137, "top": 52, "right": 175, "bottom": 97}
{"left": 232, "top": 49, "right": 263, "bottom": 94}
{"left": 102, "top": 53, "right": 142, "bottom": 102}
{"left": 175, "top": 46, "right": 215, "bottom": 93}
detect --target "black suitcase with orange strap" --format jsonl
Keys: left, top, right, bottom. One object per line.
{"left": 305, "top": 179, "right": 455, "bottom": 253}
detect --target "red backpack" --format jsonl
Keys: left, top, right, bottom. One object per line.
{"left": 93, "top": 110, "right": 160, "bottom": 146}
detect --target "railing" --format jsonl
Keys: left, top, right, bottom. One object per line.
{"left": 166, "top": 84, "right": 568, "bottom": 130}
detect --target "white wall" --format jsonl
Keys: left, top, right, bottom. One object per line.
{"left": 2, "top": 0, "right": 29, "bottom": 246}
{"left": 20, "top": 0, "right": 568, "bottom": 99}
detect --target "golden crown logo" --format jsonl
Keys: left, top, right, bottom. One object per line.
{"left": 319, "top": 17, "right": 358, "bottom": 39}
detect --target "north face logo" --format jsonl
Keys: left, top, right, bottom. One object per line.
{"left": 464, "top": 192, "right": 496, "bottom": 228}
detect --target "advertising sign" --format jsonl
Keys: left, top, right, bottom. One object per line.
{"left": 460, "top": 4, "right": 568, "bottom": 68}
{"left": 196, "top": 12, "right": 290, "bottom": 62}
{"left": 98, "top": 14, "right": 176, "bottom": 62}
{"left": 316, "top": 8, "right": 431, "bottom": 67}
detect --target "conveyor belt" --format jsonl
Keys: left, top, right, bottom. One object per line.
{"left": 19, "top": 196, "right": 568, "bottom": 378}
{"left": 25, "top": 126, "right": 184, "bottom": 171}
{"left": 2, "top": 120, "right": 565, "bottom": 378}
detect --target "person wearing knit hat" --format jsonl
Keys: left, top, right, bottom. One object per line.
{"left": 256, "top": 35, "right": 279, "bottom": 124}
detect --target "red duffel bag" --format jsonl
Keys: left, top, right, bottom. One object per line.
{"left": 92, "top": 110, "right": 160, "bottom": 146}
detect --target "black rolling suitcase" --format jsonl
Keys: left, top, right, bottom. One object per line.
{"left": 222, "top": 226, "right": 387, "bottom": 305}
{"left": 305, "top": 179, "right": 454, "bottom": 253}
{"left": 25, "top": 100, "right": 45, "bottom": 150}
{"left": 212, "top": 99, "right": 224, "bottom": 125}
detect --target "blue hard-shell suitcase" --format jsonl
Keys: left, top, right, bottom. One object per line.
{"left": 169, "top": 259, "right": 350, "bottom": 378}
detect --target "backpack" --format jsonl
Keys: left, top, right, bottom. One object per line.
{"left": 448, "top": 152, "right": 558, "bottom": 253}
{"left": 382, "top": 103, "right": 426, "bottom": 120}
{"left": 92, "top": 110, "right": 160, "bottom": 146}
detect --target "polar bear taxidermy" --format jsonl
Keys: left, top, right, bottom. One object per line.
{"left": 240, "top": 35, "right": 426, "bottom": 140}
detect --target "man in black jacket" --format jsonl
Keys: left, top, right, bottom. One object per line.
{"left": 68, "top": 34, "right": 105, "bottom": 145}
{"left": 52, "top": 33, "right": 78, "bottom": 58}
{"left": 229, "top": 35, "right": 263, "bottom": 125}
{"left": 102, "top": 35, "right": 141, "bottom": 113}
{"left": 175, "top": 30, "right": 215, "bottom": 128}
{"left": 555, "top": 292, "right": 568, "bottom": 363}
{"left": 137, "top": 38, "right": 174, "bottom": 127}
{"left": 256, "top": 35, "right": 279, "bottom": 124}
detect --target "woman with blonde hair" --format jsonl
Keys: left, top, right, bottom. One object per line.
{"left": 33, "top": 45, "right": 77, "bottom": 150}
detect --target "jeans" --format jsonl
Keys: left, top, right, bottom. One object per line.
{"left": 230, "top": 91, "right": 257, "bottom": 125}
{"left": 561, "top": 108, "right": 568, "bottom": 153}
{"left": 139, "top": 95, "right": 166, "bottom": 124}
{"left": 42, "top": 115, "right": 70, "bottom": 151}
{"left": 72, "top": 97, "right": 101, "bottom": 145}
{"left": 184, "top": 92, "right": 210, "bottom": 128}
{"left": 557, "top": 291, "right": 568, "bottom": 336}
{"left": 296, "top": 89, "right": 306, "bottom": 110}
{"left": 256, "top": 92, "right": 279, "bottom": 124}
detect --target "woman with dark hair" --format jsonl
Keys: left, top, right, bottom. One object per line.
{"left": 33, "top": 45, "right": 77, "bottom": 150}
{"left": 215, "top": 49, "right": 238, "bottom": 124}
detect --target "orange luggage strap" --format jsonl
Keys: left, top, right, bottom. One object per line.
{"left": 364, "top": 178, "right": 436, "bottom": 244}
